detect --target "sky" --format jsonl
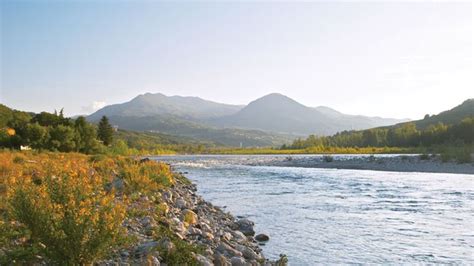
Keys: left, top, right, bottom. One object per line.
{"left": 0, "top": 1, "right": 472, "bottom": 119}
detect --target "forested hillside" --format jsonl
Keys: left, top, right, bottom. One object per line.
{"left": 286, "top": 99, "right": 474, "bottom": 161}
{"left": 0, "top": 104, "right": 211, "bottom": 154}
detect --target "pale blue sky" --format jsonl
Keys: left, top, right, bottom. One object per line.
{"left": 1, "top": 1, "right": 472, "bottom": 119}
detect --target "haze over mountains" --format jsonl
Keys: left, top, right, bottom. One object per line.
{"left": 87, "top": 92, "right": 408, "bottom": 146}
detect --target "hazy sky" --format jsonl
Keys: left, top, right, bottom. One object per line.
{"left": 1, "top": 1, "right": 472, "bottom": 119}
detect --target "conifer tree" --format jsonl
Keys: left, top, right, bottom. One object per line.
{"left": 97, "top": 116, "right": 114, "bottom": 146}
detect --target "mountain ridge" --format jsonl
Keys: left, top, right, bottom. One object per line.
{"left": 87, "top": 92, "right": 409, "bottom": 145}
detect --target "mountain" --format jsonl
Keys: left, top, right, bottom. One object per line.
{"left": 86, "top": 94, "right": 291, "bottom": 147}
{"left": 414, "top": 99, "right": 474, "bottom": 129}
{"left": 88, "top": 93, "right": 243, "bottom": 121}
{"left": 210, "top": 93, "right": 408, "bottom": 135}
{"left": 88, "top": 92, "right": 407, "bottom": 145}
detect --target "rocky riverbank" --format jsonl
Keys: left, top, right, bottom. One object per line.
{"left": 251, "top": 155, "right": 474, "bottom": 174}
{"left": 99, "top": 174, "right": 286, "bottom": 266}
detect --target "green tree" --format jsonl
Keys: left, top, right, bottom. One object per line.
{"left": 97, "top": 116, "right": 114, "bottom": 146}
{"left": 7, "top": 111, "right": 32, "bottom": 148}
{"left": 25, "top": 123, "right": 47, "bottom": 149}
{"left": 362, "top": 130, "right": 379, "bottom": 147}
{"left": 48, "top": 125, "right": 76, "bottom": 152}
{"left": 74, "top": 117, "right": 100, "bottom": 154}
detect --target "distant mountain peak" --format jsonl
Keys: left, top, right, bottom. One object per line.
{"left": 248, "top": 93, "right": 304, "bottom": 107}
{"left": 89, "top": 92, "right": 411, "bottom": 137}
{"left": 89, "top": 92, "right": 243, "bottom": 120}
{"left": 256, "top": 93, "right": 293, "bottom": 100}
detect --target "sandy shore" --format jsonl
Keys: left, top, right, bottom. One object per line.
{"left": 248, "top": 155, "right": 474, "bottom": 175}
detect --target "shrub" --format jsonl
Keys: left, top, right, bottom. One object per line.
{"left": 440, "top": 146, "right": 473, "bottom": 164}
{"left": 12, "top": 156, "right": 25, "bottom": 164}
{"left": 322, "top": 155, "right": 334, "bottom": 162}
{"left": 154, "top": 224, "right": 204, "bottom": 265}
{"left": 8, "top": 168, "right": 126, "bottom": 264}
{"left": 0, "top": 151, "right": 179, "bottom": 264}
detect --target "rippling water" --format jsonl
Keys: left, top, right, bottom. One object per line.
{"left": 151, "top": 155, "right": 474, "bottom": 264}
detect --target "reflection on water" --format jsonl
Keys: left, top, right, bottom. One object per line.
{"left": 151, "top": 155, "right": 474, "bottom": 265}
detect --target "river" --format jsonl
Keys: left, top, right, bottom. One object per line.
{"left": 151, "top": 155, "right": 474, "bottom": 264}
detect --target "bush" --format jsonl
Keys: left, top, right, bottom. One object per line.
{"left": 322, "top": 155, "right": 334, "bottom": 162}
{"left": 154, "top": 224, "right": 204, "bottom": 265}
{"left": 12, "top": 156, "right": 25, "bottom": 164}
{"left": 7, "top": 159, "right": 126, "bottom": 264}
{"left": 440, "top": 146, "right": 473, "bottom": 164}
{"left": 0, "top": 151, "right": 180, "bottom": 264}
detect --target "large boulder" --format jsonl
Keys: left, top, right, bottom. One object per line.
{"left": 255, "top": 234, "right": 270, "bottom": 242}
{"left": 236, "top": 219, "right": 255, "bottom": 236}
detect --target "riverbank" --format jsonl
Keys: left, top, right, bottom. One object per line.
{"left": 249, "top": 155, "right": 474, "bottom": 174}
{"left": 99, "top": 173, "right": 286, "bottom": 265}
{"left": 0, "top": 152, "right": 285, "bottom": 265}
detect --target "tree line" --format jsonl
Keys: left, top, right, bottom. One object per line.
{"left": 285, "top": 117, "right": 474, "bottom": 150}
{"left": 0, "top": 107, "right": 114, "bottom": 154}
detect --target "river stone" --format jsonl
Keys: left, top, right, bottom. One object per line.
{"left": 162, "top": 191, "right": 173, "bottom": 203}
{"left": 217, "top": 242, "right": 243, "bottom": 257}
{"left": 214, "top": 253, "right": 231, "bottom": 266}
{"left": 140, "top": 216, "right": 156, "bottom": 229}
{"left": 157, "top": 238, "right": 175, "bottom": 253}
{"left": 187, "top": 227, "right": 202, "bottom": 236}
{"left": 231, "top": 231, "right": 247, "bottom": 242}
{"left": 236, "top": 218, "right": 255, "bottom": 236}
{"left": 134, "top": 241, "right": 158, "bottom": 258}
{"left": 200, "top": 222, "right": 213, "bottom": 233}
{"left": 195, "top": 254, "right": 213, "bottom": 266}
{"left": 235, "top": 244, "right": 259, "bottom": 261}
{"left": 230, "top": 256, "right": 249, "bottom": 266}
{"left": 176, "top": 198, "right": 187, "bottom": 209}
{"left": 255, "top": 234, "right": 270, "bottom": 242}
{"left": 223, "top": 231, "right": 233, "bottom": 241}
{"left": 203, "top": 232, "right": 214, "bottom": 240}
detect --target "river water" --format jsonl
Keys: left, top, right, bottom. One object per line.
{"left": 151, "top": 155, "right": 474, "bottom": 265}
